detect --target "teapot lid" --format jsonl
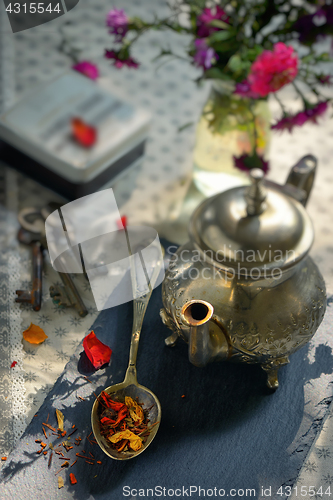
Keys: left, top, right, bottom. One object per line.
{"left": 189, "top": 169, "right": 314, "bottom": 276}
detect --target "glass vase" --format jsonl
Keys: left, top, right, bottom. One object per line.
{"left": 193, "top": 81, "right": 271, "bottom": 197}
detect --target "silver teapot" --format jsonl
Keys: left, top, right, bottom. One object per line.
{"left": 160, "top": 155, "right": 326, "bottom": 389}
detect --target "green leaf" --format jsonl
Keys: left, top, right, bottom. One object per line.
{"left": 301, "top": 54, "right": 313, "bottom": 64}
{"left": 208, "top": 29, "right": 234, "bottom": 43}
{"left": 209, "top": 19, "right": 230, "bottom": 30}
{"left": 204, "top": 68, "right": 233, "bottom": 81}
{"left": 228, "top": 54, "right": 242, "bottom": 72}
{"left": 317, "top": 52, "right": 330, "bottom": 61}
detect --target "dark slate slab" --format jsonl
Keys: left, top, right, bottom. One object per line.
{"left": 1, "top": 285, "right": 332, "bottom": 500}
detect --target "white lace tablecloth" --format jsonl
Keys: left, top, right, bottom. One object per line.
{"left": 1, "top": 0, "right": 333, "bottom": 490}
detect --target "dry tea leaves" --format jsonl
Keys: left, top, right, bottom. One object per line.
{"left": 98, "top": 391, "right": 157, "bottom": 454}
{"left": 22, "top": 323, "right": 48, "bottom": 344}
{"left": 58, "top": 476, "right": 64, "bottom": 489}
{"left": 56, "top": 409, "right": 64, "bottom": 432}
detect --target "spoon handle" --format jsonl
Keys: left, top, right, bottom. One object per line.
{"left": 124, "top": 234, "right": 164, "bottom": 385}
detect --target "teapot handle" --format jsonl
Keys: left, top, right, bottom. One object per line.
{"left": 285, "top": 155, "right": 317, "bottom": 207}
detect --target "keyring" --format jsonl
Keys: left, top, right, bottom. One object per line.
{"left": 17, "top": 207, "right": 45, "bottom": 235}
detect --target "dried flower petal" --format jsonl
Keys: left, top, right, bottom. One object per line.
{"left": 22, "top": 323, "right": 48, "bottom": 344}
{"left": 56, "top": 409, "right": 64, "bottom": 431}
{"left": 125, "top": 396, "right": 144, "bottom": 424}
{"left": 109, "top": 429, "right": 143, "bottom": 451}
{"left": 58, "top": 476, "right": 64, "bottom": 489}
{"left": 69, "top": 473, "right": 78, "bottom": 485}
{"left": 83, "top": 331, "right": 112, "bottom": 370}
{"left": 117, "top": 215, "right": 127, "bottom": 230}
{"left": 10, "top": 361, "right": 17, "bottom": 368}
{"left": 71, "top": 118, "right": 97, "bottom": 148}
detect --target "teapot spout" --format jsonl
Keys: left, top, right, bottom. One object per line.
{"left": 181, "top": 300, "right": 214, "bottom": 368}
{"left": 285, "top": 155, "right": 317, "bottom": 206}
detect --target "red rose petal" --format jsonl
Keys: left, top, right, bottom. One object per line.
{"left": 71, "top": 117, "right": 97, "bottom": 147}
{"left": 83, "top": 331, "right": 112, "bottom": 370}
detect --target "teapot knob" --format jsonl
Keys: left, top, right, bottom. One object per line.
{"left": 245, "top": 169, "right": 267, "bottom": 216}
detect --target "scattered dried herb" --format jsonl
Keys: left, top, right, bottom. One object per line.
{"left": 1, "top": 457, "right": 7, "bottom": 461}
{"left": 10, "top": 361, "right": 17, "bottom": 368}
{"left": 42, "top": 423, "right": 56, "bottom": 432}
{"left": 22, "top": 323, "right": 48, "bottom": 344}
{"left": 58, "top": 476, "right": 64, "bottom": 489}
{"left": 97, "top": 391, "right": 157, "bottom": 454}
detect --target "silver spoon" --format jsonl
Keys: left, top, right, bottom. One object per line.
{"left": 91, "top": 235, "right": 164, "bottom": 460}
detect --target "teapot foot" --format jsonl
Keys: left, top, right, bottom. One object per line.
{"left": 261, "top": 357, "right": 290, "bottom": 390}
{"left": 165, "top": 331, "right": 179, "bottom": 347}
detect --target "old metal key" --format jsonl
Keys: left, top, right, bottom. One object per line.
{"left": 15, "top": 237, "right": 43, "bottom": 311}
{"left": 50, "top": 272, "right": 88, "bottom": 317}
{"left": 16, "top": 205, "right": 88, "bottom": 317}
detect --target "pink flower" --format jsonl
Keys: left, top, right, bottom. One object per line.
{"left": 272, "top": 101, "right": 328, "bottom": 132}
{"left": 248, "top": 43, "right": 298, "bottom": 97}
{"left": 197, "top": 6, "right": 229, "bottom": 38}
{"left": 193, "top": 39, "right": 217, "bottom": 70}
{"left": 106, "top": 8, "right": 128, "bottom": 42}
{"left": 233, "top": 154, "right": 269, "bottom": 174}
{"left": 234, "top": 80, "right": 261, "bottom": 99}
{"left": 72, "top": 61, "right": 99, "bottom": 80}
{"left": 105, "top": 49, "right": 139, "bottom": 69}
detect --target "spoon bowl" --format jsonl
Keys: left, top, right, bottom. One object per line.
{"left": 91, "top": 380, "right": 161, "bottom": 460}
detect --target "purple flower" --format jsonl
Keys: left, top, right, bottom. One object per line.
{"left": 294, "top": 6, "right": 333, "bottom": 44}
{"left": 272, "top": 101, "right": 328, "bottom": 132}
{"left": 234, "top": 80, "right": 261, "bottom": 99}
{"left": 105, "top": 49, "right": 139, "bottom": 69}
{"left": 197, "top": 6, "right": 229, "bottom": 38}
{"left": 72, "top": 61, "right": 99, "bottom": 80}
{"left": 193, "top": 39, "right": 217, "bottom": 70}
{"left": 317, "top": 74, "right": 331, "bottom": 85}
{"left": 106, "top": 8, "right": 128, "bottom": 42}
{"left": 233, "top": 154, "right": 269, "bottom": 174}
